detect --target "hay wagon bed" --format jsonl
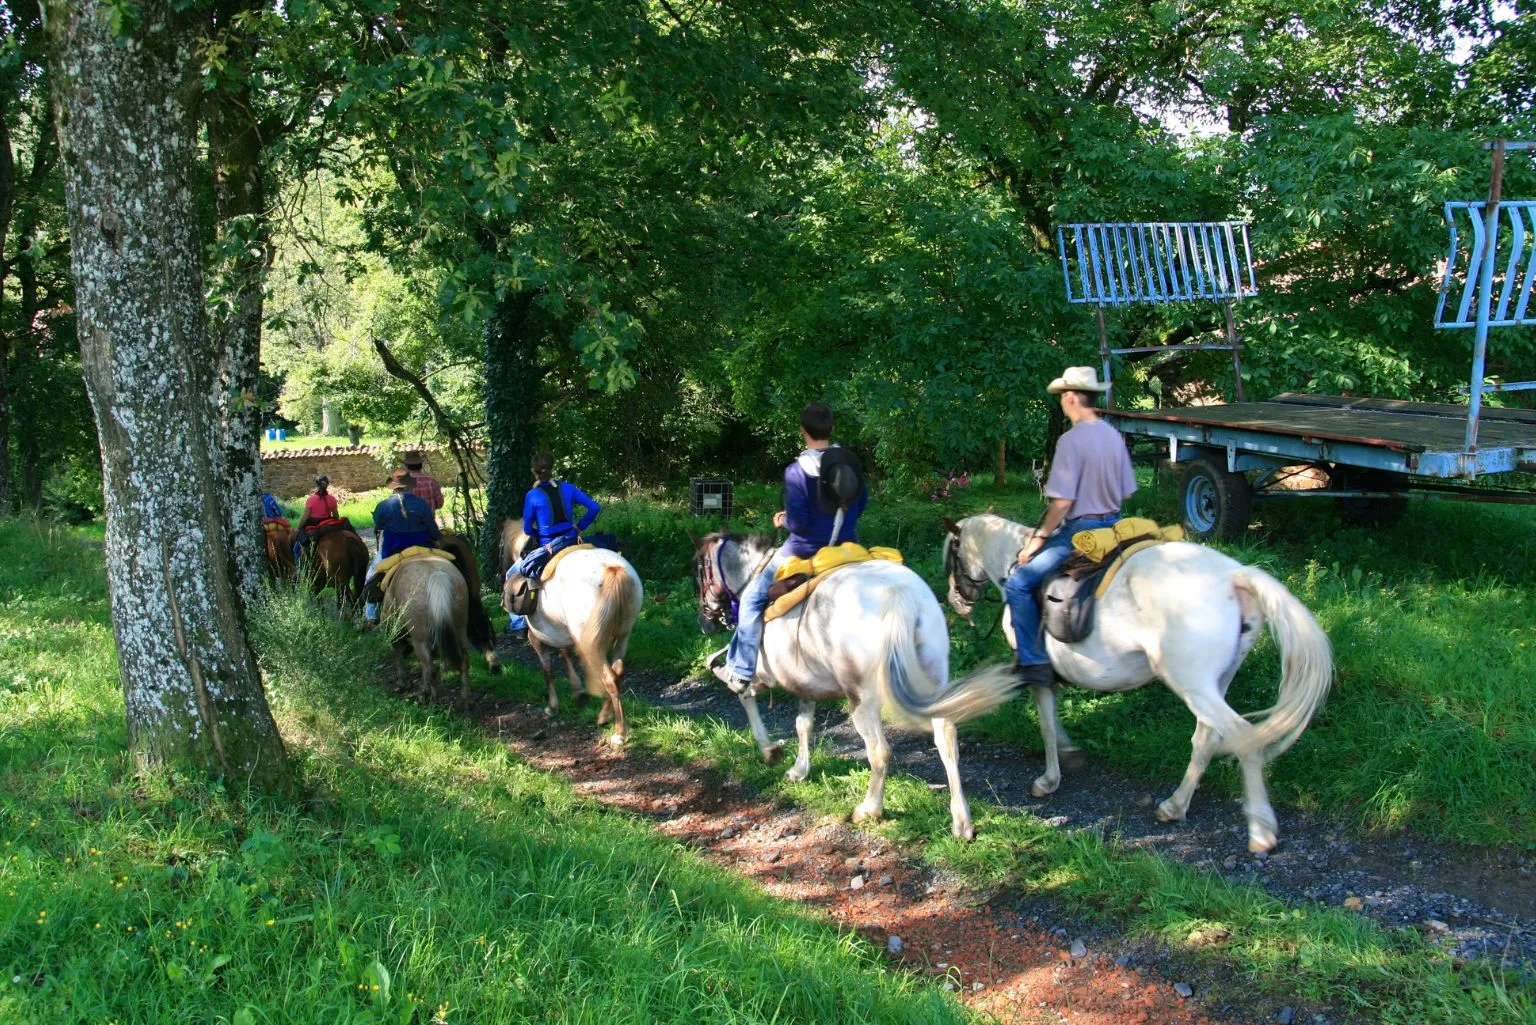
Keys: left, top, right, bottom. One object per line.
{"left": 1108, "top": 394, "right": 1536, "bottom": 538}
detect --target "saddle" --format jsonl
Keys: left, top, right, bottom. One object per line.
{"left": 504, "top": 542, "right": 594, "bottom": 617}
{"left": 369, "top": 545, "right": 455, "bottom": 604}
{"left": 262, "top": 516, "right": 292, "bottom": 532}
{"left": 764, "top": 543, "right": 904, "bottom": 624}
{"left": 305, "top": 517, "right": 358, "bottom": 541}
{"left": 1039, "top": 519, "right": 1184, "bottom": 644}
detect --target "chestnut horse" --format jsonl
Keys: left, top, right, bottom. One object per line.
{"left": 263, "top": 522, "right": 296, "bottom": 582}
{"left": 309, "top": 529, "right": 369, "bottom": 614}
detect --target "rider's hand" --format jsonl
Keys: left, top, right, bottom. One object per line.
{"left": 1016, "top": 535, "right": 1045, "bottom": 565}
{"left": 772, "top": 510, "right": 787, "bottom": 529}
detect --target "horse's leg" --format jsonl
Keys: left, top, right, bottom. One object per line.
{"left": 414, "top": 633, "right": 435, "bottom": 702}
{"left": 392, "top": 639, "right": 409, "bottom": 691}
{"left": 530, "top": 636, "right": 559, "bottom": 717}
{"left": 784, "top": 699, "right": 816, "bottom": 782}
{"left": 560, "top": 650, "right": 586, "bottom": 703}
{"left": 738, "top": 692, "right": 781, "bottom": 763}
{"left": 598, "top": 659, "right": 626, "bottom": 747}
{"left": 848, "top": 697, "right": 890, "bottom": 825}
{"left": 931, "top": 716, "right": 974, "bottom": 840}
{"left": 1030, "top": 684, "right": 1064, "bottom": 797}
{"left": 1166, "top": 671, "right": 1275, "bottom": 852}
{"left": 1157, "top": 721, "right": 1219, "bottom": 823}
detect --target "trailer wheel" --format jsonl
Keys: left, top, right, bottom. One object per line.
{"left": 1332, "top": 468, "right": 1409, "bottom": 527}
{"left": 1180, "top": 456, "right": 1252, "bottom": 541}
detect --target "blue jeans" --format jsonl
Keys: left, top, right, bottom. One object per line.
{"left": 1004, "top": 516, "right": 1118, "bottom": 666}
{"left": 725, "top": 551, "right": 791, "bottom": 681}
{"left": 504, "top": 533, "right": 579, "bottom": 632}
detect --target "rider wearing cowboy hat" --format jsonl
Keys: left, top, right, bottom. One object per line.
{"left": 362, "top": 469, "right": 442, "bottom": 624}
{"left": 1003, "top": 366, "right": 1137, "bottom": 687}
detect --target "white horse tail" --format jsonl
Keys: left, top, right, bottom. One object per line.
{"left": 874, "top": 589, "right": 1020, "bottom": 728}
{"left": 578, "top": 563, "right": 641, "bottom": 698}
{"left": 426, "top": 568, "right": 466, "bottom": 667}
{"left": 1230, "top": 566, "right": 1333, "bottom": 762}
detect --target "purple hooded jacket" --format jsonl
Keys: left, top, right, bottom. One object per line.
{"left": 780, "top": 447, "right": 868, "bottom": 558}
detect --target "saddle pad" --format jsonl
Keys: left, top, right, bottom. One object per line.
{"left": 378, "top": 546, "right": 454, "bottom": 594}
{"left": 541, "top": 543, "right": 594, "bottom": 582}
{"left": 262, "top": 517, "right": 291, "bottom": 532}
{"left": 764, "top": 561, "right": 859, "bottom": 623}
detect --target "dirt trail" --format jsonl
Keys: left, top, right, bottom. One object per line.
{"left": 617, "top": 662, "right": 1536, "bottom": 971}
{"left": 469, "top": 691, "right": 1266, "bottom": 1025}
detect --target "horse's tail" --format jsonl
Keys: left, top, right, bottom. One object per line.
{"left": 426, "top": 568, "right": 466, "bottom": 668}
{"left": 578, "top": 562, "right": 642, "bottom": 698}
{"left": 873, "top": 588, "right": 1019, "bottom": 728}
{"left": 1229, "top": 566, "right": 1333, "bottom": 762}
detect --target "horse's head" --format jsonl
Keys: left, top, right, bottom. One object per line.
{"left": 943, "top": 516, "right": 992, "bottom": 619}
{"left": 691, "top": 532, "right": 734, "bottom": 635}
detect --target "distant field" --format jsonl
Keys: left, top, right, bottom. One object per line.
{"left": 259, "top": 433, "right": 394, "bottom": 452}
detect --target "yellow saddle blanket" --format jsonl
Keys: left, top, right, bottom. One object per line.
{"left": 377, "top": 546, "right": 455, "bottom": 594}
{"left": 765, "top": 543, "right": 905, "bottom": 623}
{"left": 1068, "top": 518, "right": 1186, "bottom": 599}
{"left": 541, "top": 543, "right": 594, "bottom": 582}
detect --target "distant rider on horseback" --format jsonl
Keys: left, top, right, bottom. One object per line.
{"left": 1003, "top": 366, "right": 1136, "bottom": 687}
{"left": 711, "top": 402, "right": 867, "bottom": 696}
{"left": 504, "top": 452, "right": 602, "bottom": 640}
{"left": 363, "top": 470, "right": 441, "bottom": 625}
{"left": 293, "top": 474, "right": 340, "bottom": 564}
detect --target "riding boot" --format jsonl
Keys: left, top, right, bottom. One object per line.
{"left": 363, "top": 572, "right": 385, "bottom": 625}
{"left": 1014, "top": 663, "right": 1056, "bottom": 688}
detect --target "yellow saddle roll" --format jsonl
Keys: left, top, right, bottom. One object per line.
{"left": 1072, "top": 518, "right": 1185, "bottom": 563}
{"left": 774, "top": 542, "right": 904, "bottom": 582}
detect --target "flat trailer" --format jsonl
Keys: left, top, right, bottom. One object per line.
{"left": 1059, "top": 141, "right": 1536, "bottom": 539}
{"left": 1108, "top": 395, "right": 1536, "bottom": 539}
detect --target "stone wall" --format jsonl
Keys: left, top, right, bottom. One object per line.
{"left": 260, "top": 444, "right": 486, "bottom": 497}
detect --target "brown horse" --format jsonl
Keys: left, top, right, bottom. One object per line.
{"left": 435, "top": 531, "right": 501, "bottom": 675}
{"left": 308, "top": 529, "right": 369, "bottom": 613}
{"left": 263, "top": 522, "right": 296, "bottom": 582}
{"left": 384, "top": 555, "right": 471, "bottom": 704}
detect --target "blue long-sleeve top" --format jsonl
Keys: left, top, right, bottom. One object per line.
{"left": 372, "top": 491, "right": 440, "bottom": 559}
{"left": 523, "top": 480, "right": 600, "bottom": 544}
{"left": 781, "top": 448, "right": 866, "bottom": 558}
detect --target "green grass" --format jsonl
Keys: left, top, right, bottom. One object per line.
{"left": 587, "top": 472, "right": 1536, "bottom": 850}
{"left": 0, "top": 521, "right": 974, "bottom": 1025}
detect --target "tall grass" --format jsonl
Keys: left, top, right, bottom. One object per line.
{"left": 0, "top": 521, "right": 971, "bottom": 1025}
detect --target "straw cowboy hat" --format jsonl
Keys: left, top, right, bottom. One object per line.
{"left": 1046, "top": 366, "right": 1110, "bottom": 394}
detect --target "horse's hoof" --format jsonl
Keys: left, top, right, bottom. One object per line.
{"left": 762, "top": 742, "right": 784, "bottom": 765}
{"left": 851, "top": 803, "right": 882, "bottom": 824}
{"left": 784, "top": 764, "right": 809, "bottom": 783}
{"left": 543, "top": 705, "right": 557, "bottom": 719}
{"left": 1031, "top": 775, "right": 1059, "bottom": 798}
{"left": 487, "top": 662, "right": 503, "bottom": 676}
{"left": 951, "top": 820, "right": 975, "bottom": 842}
{"left": 1247, "top": 826, "right": 1278, "bottom": 854}
{"left": 1156, "top": 799, "right": 1186, "bottom": 823}
{"left": 608, "top": 732, "right": 627, "bottom": 749}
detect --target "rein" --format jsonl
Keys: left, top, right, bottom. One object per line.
{"left": 699, "top": 538, "right": 774, "bottom": 629}
{"left": 945, "top": 532, "right": 1005, "bottom": 640}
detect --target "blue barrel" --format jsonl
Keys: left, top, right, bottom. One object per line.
{"left": 277, "top": 428, "right": 288, "bottom": 441}
{"left": 265, "top": 428, "right": 277, "bottom": 441}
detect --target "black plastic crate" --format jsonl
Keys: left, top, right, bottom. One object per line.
{"left": 689, "top": 477, "right": 733, "bottom": 519}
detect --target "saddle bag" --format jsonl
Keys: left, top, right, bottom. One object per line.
{"left": 1041, "top": 569, "right": 1104, "bottom": 644}
{"left": 505, "top": 573, "right": 536, "bottom": 617}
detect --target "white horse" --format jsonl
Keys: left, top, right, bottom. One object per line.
{"left": 502, "top": 527, "right": 644, "bottom": 746}
{"left": 693, "top": 533, "right": 1019, "bottom": 839}
{"left": 943, "top": 513, "right": 1332, "bottom": 853}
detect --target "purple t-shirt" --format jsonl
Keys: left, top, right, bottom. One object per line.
{"left": 1045, "top": 418, "right": 1136, "bottom": 519}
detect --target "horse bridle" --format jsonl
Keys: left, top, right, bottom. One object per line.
{"left": 944, "top": 533, "right": 995, "bottom": 606}
{"left": 696, "top": 538, "right": 775, "bottom": 630}
{"left": 695, "top": 538, "right": 738, "bottom": 629}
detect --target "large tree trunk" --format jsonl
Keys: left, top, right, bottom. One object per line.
{"left": 0, "top": 90, "right": 16, "bottom": 512}
{"left": 479, "top": 290, "right": 540, "bottom": 578}
{"left": 47, "top": 0, "right": 291, "bottom": 793}
{"left": 206, "top": 0, "right": 269, "bottom": 598}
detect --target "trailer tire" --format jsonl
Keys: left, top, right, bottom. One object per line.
{"left": 1179, "top": 456, "right": 1252, "bottom": 541}
{"left": 1332, "top": 468, "right": 1408, "bottom": 527}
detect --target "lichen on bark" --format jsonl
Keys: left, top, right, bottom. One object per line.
{"left": 45, "top": 0, "right": 291, "bottom": 794}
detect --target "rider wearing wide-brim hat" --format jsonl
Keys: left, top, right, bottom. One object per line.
{"left": 362, "top": 469, "right": 442, "bottom": 625}
{"left": 1003, "top": 366, "right": 1137, "bottom": 687}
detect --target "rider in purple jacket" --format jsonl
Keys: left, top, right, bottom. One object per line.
{"left": 712, "top": 403, "right": 867, "bottom": 695}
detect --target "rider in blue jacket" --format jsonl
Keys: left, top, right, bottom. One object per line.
{"left": 505, "top": 452, "right": 601, "bottom": 638}
{"left": 712, "top": 403, "right": 865, "bottom": 695}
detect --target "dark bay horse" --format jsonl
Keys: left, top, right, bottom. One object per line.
{"left": 435, "top": 531, "right": 501, "bottom": 675}
{"left": 263, "top": 522, "right": 296, "bottom": 582}
{"left": 309, "top": 528, "right": 369, "bottom": 613}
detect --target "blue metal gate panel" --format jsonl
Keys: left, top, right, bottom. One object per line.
{"left": 1435, "top": 200, "right": 1536, "bottom": 329}
{"left": 1057, "top": 221, "right": 1258, "bottom": 305}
